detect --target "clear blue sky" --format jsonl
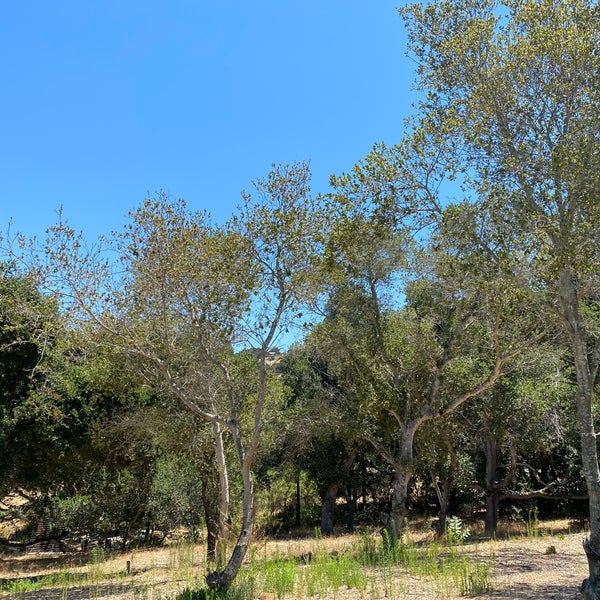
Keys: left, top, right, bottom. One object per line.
{"left": 2, "top": 1, "right": 417, "bottom": 240}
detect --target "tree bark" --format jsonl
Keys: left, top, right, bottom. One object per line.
{"left": 206, "top": 451, "right": 254, "bottom": 590}
{"left": 370, "top": 321, "right": 540, "bottom": 542}
{"left": 582, "top": 540, "right": 600, "bottom": 600}
{"left": 384, "top": 422, "right": 418, "bottom": 540}
{"left": 213, "top": 420, "right": 230, "bottom": 568}
{"left": 346, "top": 487, "right": 357, "bottom": 533}
{"left": 482, "top": 437, "right": 520, "bottom": 535}
{"left": 434, "top": 433, "right": 457, "bottom": 538}
{"left": 320, "top": 447, "right": 357, "bottom": 536}
{"left": 558, "top": 269, "right": 600, "bottom": 599}
{"left": 201, "top": 476, "right": 218, "bottom": 563}
{"left": 320, "top": 484, "right": 339, "bottom": 536}
{"left": 387, "top": 470, "right": 411, "bottom": 541}
{"left": 484, "top": 439, "right": 499, "bottom": 535}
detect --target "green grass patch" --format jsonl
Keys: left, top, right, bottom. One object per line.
{"left": 350, "top": 526, "right": 495, "bottom": 597}
{"left": 2, "top": 527, "right": 499, "bottom": 599}
{"left": 0, "top": 571, "right": 87, "bottom": 594}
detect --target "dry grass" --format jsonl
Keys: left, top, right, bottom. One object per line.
{"left": 0, "top": 519, "right": 589, "bottom": 599}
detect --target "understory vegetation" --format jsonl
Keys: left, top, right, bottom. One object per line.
{"left": 2, "top": 518, "right": 534, "bottom": 599}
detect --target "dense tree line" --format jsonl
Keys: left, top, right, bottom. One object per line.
{"left": 1, "top": 0, "right": 599, "bottom": 596}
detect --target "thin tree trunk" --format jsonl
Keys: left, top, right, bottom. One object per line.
{"left": 206, "top": 316, "right": 279, "bottom": 590}
{"left": 346, "top": 487, "right": 357, "bottom": 533}
{"left": 207, "top": 444, "right": 255, "bottom": 590}
{"left": 213, "top": 420, "right": 230, "bottom": 568}
{"left": 434, "top": 432, "right": 457, "bottom": 538}
{"left": 558, "top": 269, "right": 600, "bottom": 599}
{"left": 484, "top": 439, "right": 499, "bottom": 535}
{"left": 295, "top": 469, "right": 301, "bottom": 527}
{"left": 483, "top": 438, "right": 519, "bottom": 536}
{"left": 201, "top": 476, "right": 219, "bottom": 563}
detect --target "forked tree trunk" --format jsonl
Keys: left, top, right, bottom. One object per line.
{"left": 205, "top": 299, "right": 286, "bottom": 590}
{"left": 206, "top": 455, "right": 254, "bottom": 590}
{"left": 201, "top": 419, "right": 231, "bottom": 565}
{"left": 483, "top": 438, "right": 519, "bottom": 536}
{"left": 377, "top": 331, "right": 525, "bottom": 541}
{"left": 205, "top": 345, "right": 271, "bottom": 591}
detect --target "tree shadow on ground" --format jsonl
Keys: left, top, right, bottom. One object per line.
{"left": 9, "top": 583, "right": 143, "bottom": 599}
{"left": 490, "top": 582, "right": 581, "bottom": 600}
{"left": 0, "top": 552, "right": 97, "bottom": 575}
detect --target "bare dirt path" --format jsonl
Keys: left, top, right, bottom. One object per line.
{"left": 469, "top": 535, "right": 585, "bottom": 600}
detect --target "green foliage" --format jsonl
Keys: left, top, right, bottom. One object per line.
{"left": 178, "top": 548, "right": 369, "bottom": 600}
{"left": 43, "top": 464, "right": 148, "bottom": 539}
{"left": 457, "top": 556, "right": 495, "bottom": 597}
{"left": 350, "top": 527, "right": 494, "bottom": 596}
{"left": 147, "top": 454, "right": 204, "bottom": 534}
{"left": 352, "top": 530, "right": 380, "bottom": 566}
{"left": 527, "top": 506, "right": 540, "bottom": 539}
{"left": 255, "top": 467, "right": 320, "bottom": 534}
{"left": 35, "top": 398, "right": 208, "bottom": 543}
{"left": 446, "top": 516, "right": 470, "bottom": 546}
{"left": 261, "top": 554, "right": 297, "bottom": 598}
{"left": 176, "top": 582, "right": 255, "bottom": 600}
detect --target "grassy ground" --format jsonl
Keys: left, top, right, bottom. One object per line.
{"left": 0, "top": 519, "right": 588, "bottom": 599}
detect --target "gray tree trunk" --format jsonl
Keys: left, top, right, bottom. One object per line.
{"left": 385, "top": 422, "right": 417, "bottom": 539}
{"left": 558, "top": 269, "right": 600, "bottom": 599}
{"left": 213, "top": 420, "right": 230, "bottom": 568}
{"left": 206, "top": 448, "right": 254, "bottom": 590}
{"left": 387, "top": 470, "right": 412, "bottom": 541}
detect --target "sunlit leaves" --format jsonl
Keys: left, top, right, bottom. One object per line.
{"left": 232, "top": 161, "right": 329, "bottom": 348}
{"left": 401, "top": 0, "right": 600, "bottom": 276}
{"left": 114, "top": 195, "right": 254, "bottom": 367}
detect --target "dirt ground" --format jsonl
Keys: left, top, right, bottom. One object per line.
{"left": 0, "top": 521, "right": 590, "bottom": 599}
{"left": 459, "top": 533, "right": 586, "bottom": 599}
